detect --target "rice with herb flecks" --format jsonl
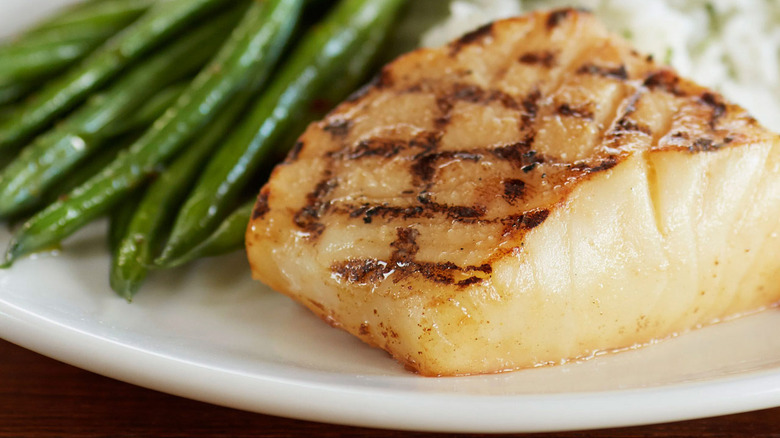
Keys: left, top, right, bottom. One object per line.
{"left": 421, "top": 0, "right": 780, "bottom": 131}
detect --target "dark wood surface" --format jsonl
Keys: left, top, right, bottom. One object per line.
{"left": 1, "top": 338, "right": 779, "bottom": 438}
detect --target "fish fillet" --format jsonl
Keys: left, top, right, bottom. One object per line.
{"left": 246, "top": 8, "right": 780, "bottom": 376}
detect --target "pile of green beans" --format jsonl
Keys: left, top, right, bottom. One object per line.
{"left": 0, "top": 0, "right": 407, "bottom": 300}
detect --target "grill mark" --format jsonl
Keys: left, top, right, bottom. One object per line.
{"left": 526, "top": 26, "right": 603, "bottom": 140}
{"left": 595, "top": 78, "right": 644, "bottom": 150}
{"left": 390, "top": 227, "right": 419, "bottom": 261}
{"left": 252, "top": 190, "right": 270, "bottom": 220}
{"left": 333, "top": 199, "right": 555, "bottom": 235}
{"left": 519, "top": 88, "right": 542, "bottom": 134}
{"left": 576, "top": 63, "right": 628, "bottom": 80}
{"left": 435, "top": 95, "right": 454, "bottom": 128}
{"left": 699, "top": 92, "right": 726, "bottom": 129}
{"left": 332, "top": 225, "right": 493, "bottom": 287}
{"left": 569, "top": 156, "right": 620, "bottom": 174}
{"left": 501, "top": 208, "right": 551, "bottom": 236}
{"left": 333, "top": 259, "right": 388, "bottom": 284}
{"left": 410, "top": 150, "right": 483, "bottom": 185}
{"left": 613, "top": 117, "right": 652, "bottom": 135}
{"left": 521, "top": 89, "right": 542, "bottom": 118}
{"left": 606, "top": 90, "right": 652, "bottom": 141}
{"left": 345, "top": 201, "right": 487, "bottom": 224}
{"left": 621, "top": 90, "right": 643, "bottom": 116}
{"left": 519, "top": 50, "right": 557, "bottom": 68}
{"left": 332, "top": 258, "right": 492, "bottom": 287}
{"left": 323, "top": 118, "right": 352, "bottom": 138}
{"left": 643, "top": 70, "right": 685, "bottom": 96}
{"left": 491, "top": 141, "right": 542, "bottom": 169}
{"left": 455, "top": 83, "right": 519, "bottom": 109}
{"left": 285, "top": 140, "right": 304, "bottom": 163}
{"left": 457, "top": 276, "right": 483, "bottom": 287}
{"left": 502, "top": 178, "right": 526, "bottom": 205}
{"left": 328, "top": 131, "right": 439, "bottom": 161}
{"left": 686, "top": 136, "right": 733, "bottom": 153}
{"left": 435, "top": 83, "right": 520, "bottom": 128}
{"left": 450, "top": 22, "right": 494, "bottom": 55}
{"left": 292, "top": 174, "right": 337, "bottom": 237}
{"left": 556, "top": 103, "right": 594, "bottom": 119}
{"left": 546, "top": 9, "right": 575, "bottom": 29}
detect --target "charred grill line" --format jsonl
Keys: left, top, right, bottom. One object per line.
{"left": 687, "top": 136, "right": 733, "bottom": 153}
{"left": 450, "top": 22, "right": 494, "bottom": 55}
{"left": 491, "top": 141, "right": 543, "bottom": 169}
{"left": 292, "top": 173, "right": 338, "bottom": 237}
{"left": 410, "top": 149, "right": 483, "bottom": 185}
{"left": 342, "top": 201, "right": 487, "bottom": 224}
{"left": 503, "top": 178, "right": 527, "bottom": 204}
{"left": 435, "top": 95, "right": 454, "bottom": 128}
{"left": 323, "top": 118, "right": 353, "bottom": 138}
{"left": 327, "top": 131, "right": 440, "bottom": 161}
{"left": 332, "top": 257, "right": 493, "bottom": 287}
{"left": 252, "top": 190, "right": 270, "bottom": 220}
{"left": 612, "top": 116, "right": 652, "bottom": 136}
{"left": 519, "top": 88, "right": 542, "bottom": 136}
{"left": 567, "top": 154, "right": 620, "bottom": 174}
{"left": 546, "top": 8, "right": 576, "bottom": 29}
{"left": 501, "top": 208, "right": 551, "bottom": 236}
{"left": 333, "top": 199, "right": 555, "bottom": 237}
{"left": 576, "top": 63, "right": 628, "bottom": 80}
{"left": 390, "top": 227, "right": 420, "bottom": 262}
{"left": 434, "top": 83, "right": 522, "bottom": 128}
{"left": 331, "top": 227, "right": 493, "bottom": 287}
{"left": 699, "top": 92, "right": 726, "bottom": 129}
{"left": 285, "top": 141, "right": 304, "bottom": 163}
{"left": 519, "top": 51, "right": 557, "bottom": 68}
{"left": 643, "top": 70, "right": 685, "bottom": 96}
{"left": 556, "top": 102, "right": 595, "bottom": 119}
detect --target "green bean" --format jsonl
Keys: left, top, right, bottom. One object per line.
{"left": 0, "top": 106, "right": 12, "bottom": 124}
{"left": 0, "top": 2, "right": 155, "bottom": 106}
{"left": 156, "top": 0, "right": 407, "bottom": 264}
{"left": 0, "top": 2, "right": 154, "bottom": 85}
{"left": 0, "top": 84, "right": 184, "bottom": 221}
{"left": 274, "top": 4, "right": 399, "bottom": 158}
{"left": 3, "top": 133, "right": 139, "bottom": 227}
{"left": 108, "top": 189, "right": 143, "bottom": 259}
{"left": 0, "top": 39, "right": 106, "bottom": 84}
{"left": 37, "top": 133, "right": 138, "bottom": 213}
{"left": 0, "top": 0, "right": 234, "bottom": 154}
{"left": 101, "top": 82, "right": 188, "bottom": 140}
{"left": 110, "top": 98, "right": 250, "bottom": 299}
{"left": 160, "top": 200, "right": 255, "bottom": 269}
{"left": 24, "top": 0, "right": 155, "bottom": 37}
{"left": 0, "top": 12, "right": 238, "bottom": 219}
{"left": 2, "top": 0, "right": 304, "bottom": 267}
{"left": 0, "top": 81, "right": 36, "bottom": 107}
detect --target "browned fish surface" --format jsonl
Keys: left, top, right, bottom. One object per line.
{"left": 246, "top": 9, "right": 780, "bottom": 376}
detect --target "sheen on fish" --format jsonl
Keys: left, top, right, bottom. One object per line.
{"left": 246, "top": 8, "right": 780, "bottom": 376}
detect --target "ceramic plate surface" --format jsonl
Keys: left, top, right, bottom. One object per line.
{"left": 2, "top": 1, "right": 780, "bottom": 433}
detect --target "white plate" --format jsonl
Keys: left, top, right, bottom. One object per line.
{"left": 4, "top": 229, "right": 780, "bottom": 434}
{"left": 3, "top": 1, "right": 780, "bottom": 434}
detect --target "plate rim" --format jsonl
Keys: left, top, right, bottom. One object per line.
{"left": 3, "top": 295, "right": 780, "bottom": 433}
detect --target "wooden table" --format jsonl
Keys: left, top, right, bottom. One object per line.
{"left": 2, "top": 339, "right": 779, "bottom": 437}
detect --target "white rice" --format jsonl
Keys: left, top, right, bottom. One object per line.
{"left": 420, "top": 0, "right": 780, "bottom": 131}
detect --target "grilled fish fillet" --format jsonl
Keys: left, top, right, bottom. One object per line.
{"left": 246, "top": 8, "right": 780, "bottom": 376}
